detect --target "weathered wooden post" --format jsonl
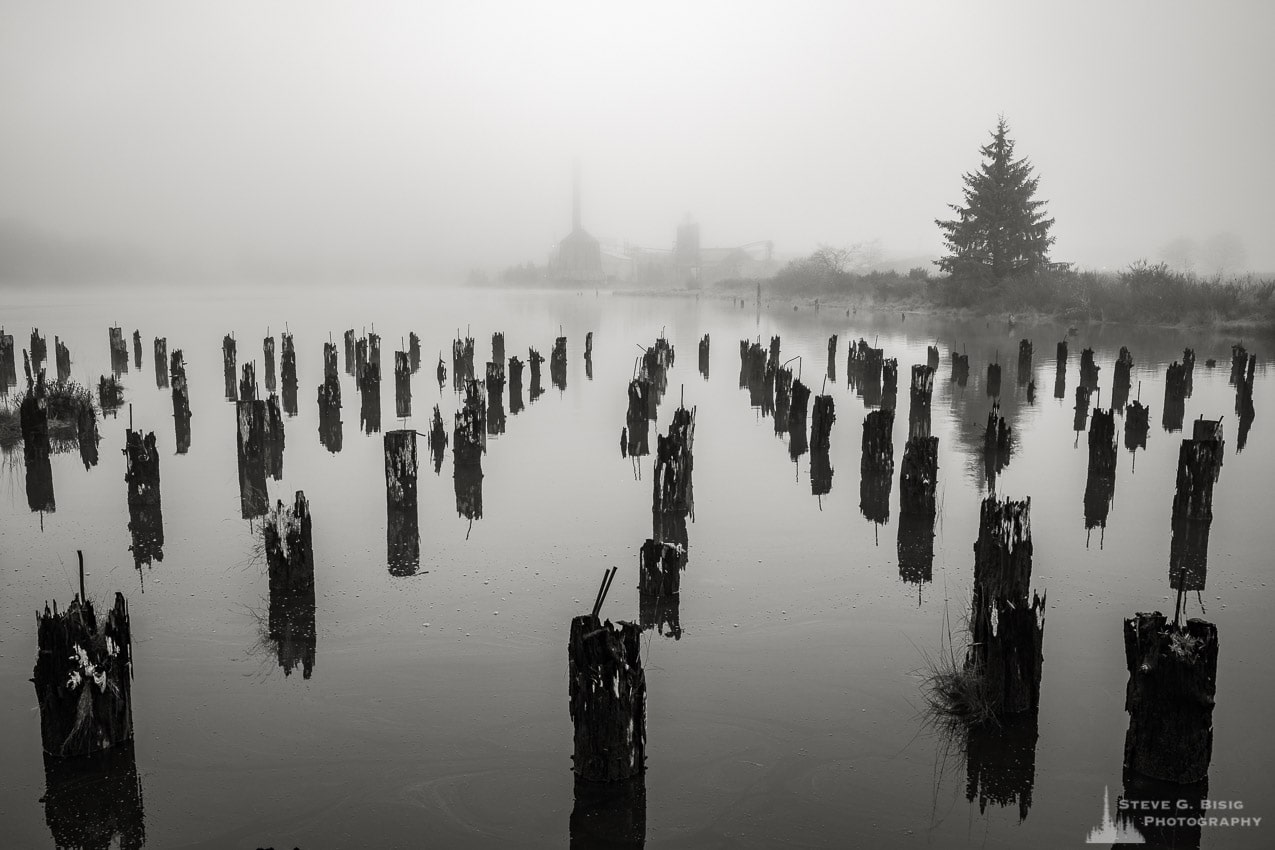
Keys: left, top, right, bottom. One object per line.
{"left": 236, "top": 398, "right": 268, "bottom": 519}
{"left": 408, "top": 331, "right": 421, "bottom": 373}
{"left": 788, "top": 378, "right": 810, "bottom": 461}
{"left": 1111, "top": 347, "right": 1133, "bottom": 411}
{"left": 811, "top": 392, "right": 835, "bottom": 451}
{"left": 239, "top": 361, "right": 257, "bottom": 402}
{"left": 265, "top": 492, "right": 316, "bottom": 678}
{"left": 927, "top": 344, "right": 940, "bottom": 371}
{"left": 860, "top": 408, "right": 894, "bottom": 525}
{"left": 76, "top": 390, "right": 100, "bottom": 470}
{"left": 1182, "top": 347, "right": 1195, "bottom": 397}
{"left": 969, "top": 496, "right": 1044, "bottom": 716}
{"left": 1017, "top": 339, "right": 1032, "bottom": 386}
{"left": 280, "top": 332, "right": 298, "bottom": 416}
{"left": 131, "top": 330, "right": 142, "bottom": 370}
{"left": 585, "top": 331, "right": 594, "bottom": 381}
{"left": 1073, "top": 385, "right": 1092, "bottom": 434}
{"left": 951, "top": 351, "right": 969, "bottom": 388}
{"left": 343, "top": 329, "right": 356, "bottom": 374}
{"left": 384, "top": 430, "right": 420, "bottom": 576}
{"left": 492, "top": 331, "right": 506, "bottom": 368}
{"left": 653, "top": 405, "right": 695, "bottom": 521}
{"left": 109, "top": 326, "right": 129, "bottom": 375}
{"left": 368, "top": 331, "right": 381, "bottom": 381}
{"left": 21, "top": 356, "right": 56, "bottom": 512}
{"left": 359, "top": 357, "right": 381, "bottom": 435}
{"left": 508, "top": 355, "right": 525, "bottom": 415}
{"left": 264, "top": 394, "right": 285, "bottom": 481}
{"left": 1084, "top": 408, "right": 1117, "bottom": 538}
{"left": 568, "top": 589, "right": 646, "bottom": 782}
{"left": 98, "top": 374, "right": 124, "bottom": 415}
{"left": 485, "top": 360, "right": 506, "bottom": 436}
{"left": 698, "top": 333, "right": 710, "bottom": 380}
{"left": 394, "top": 350, "right": 411, "bottom": 418}
{"left": 773, "top": 364, "right": 793, "bottom": 436}
{"left": 0, "top": 328, "right": 15, "bottom": 391}
{"left": 986, "top": 362, "right": 1002, "bottom": 398}
{"left": 454, "top": 379, "right": 486, "bottom": 466}
{"left": 529, "top": 347, "right": 545, "bottom": 402}
{"left": 1124, "top": 398, "right": 1149, "bottom": 457}
{"left": 1163, "top": 361, "right": 1187, "bottom": 432}
{"left": 1228, "top": 343, "right": 1246, "bottom": 386}
{"left": 436, "top": 353, "right": 447, "bottom": 391}
{"left": 879, "top": 356, "right": 897, "bottom": 411}
{"left": 221, "top": 334, "right": 236, "bottom": 400}
{"left": 626, "top": 378, "right": 651, "bottom": 458}
{"left": 1122, "top": 612, "right": 1218, "bottom": 783}
{"left": 355, "top": 335, "right": 368, "bottom": 383}
{"left": 263, "top": 335, "right": 276, "bottom": 393}
{"left": 908, "top": 364, "right": 934, "bottom": 439}
{"left": 1236, "top": 353, "right": 1255, "bottom": 453}
{"left": 900, "top": 435, "right": 938, "bottom": 516}
{"left": 170, "top": 350, "right": 191, "bottom": 454}
{"left": 826, "top": 334, "right": 838, "bottom": 384}
{"left": 1080, "top": 347, "right": 1099, "bottom": 390}
{"left": 1054, "top": 340, "right": 1067, "bottom": 399}
{"left": 123, "top": 430, "right": 164, "bottom": 568}
{"left": 738, "top": 338, "right": 749, "bottom": 388}
{"left": 1191, "top": 417, "right": 1223, "bottom": 481}
{"left": 31, "top": 328, "right": 48, "bottom": 373}
{"left": 33, "top": 581, "right": 134, "bottom": 756}
{"left": 744, "top": 341, "right": 766, "bottom": 409}
{"left": 1172, "top": 437, "right": 1217, "bottom": 523}
{"left": 153, "top": 338, "right": 167, "bottom": 389}
{"left": 54, "top": 336, "right": 72, "bottom": 384}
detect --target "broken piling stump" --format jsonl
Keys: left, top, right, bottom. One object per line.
{"left": 123, "top": 430, "right": 164, "bottom": 568}
{"left": 384, "top": 431, "right": 420, "bottom": 576}
{"left": 236, "top": 399, "right": 269, "bottom": 519}
{"left": 265, "top": 492, "right": 316, "bottom": 678}
{"left": 436, "top": 354, "right": 447, "bottom": 391}
{"left": 263, "top": 336, "right": 276, "bottom": 393}
{"left": 170, "top": 350, "right": 191, "bottom": 454}
{"left": 927, "top": 344, "right": 940, "bottom": 371}
{"left": 492, "top": 331, "right": 506, "bottom": 367}
{"left": 811, "top": 393, "right": 835, "bottom": 452}
{"left": 585, "top": 331, "right": 594, "bottom": 381}
{"left": 984, "top": 401, "right": 1012, "bottom": 483}
{"left": 394, "top": 350, "right": 411, "bottom": 418}
{"left": 98, "top": 374, "right": 124, "bottom": 416}
{"left": 76, "top": 393, "right": 100, "bottom": 470}
{"left": 908, "top": 364, "right": 934, "bottom": 439}
{"left": 1235, "top": 353, "right": 1255, "bottom": 452}
{"left": 239, "top": 361, "right": 257, "bottom": 402}
{"left": 31, "top": 328, "right": 48, "bottom": 374}
{"left": 1182, "top": 347, "right": 1195, "bottom": 397}
{"left": 1088, "top": 408, "right": 1117, "bottom": 474}
{"left": 153, "top": 338, "right": 167, "bottom": 389}
{"left": 408, "top": 332, "right": 421, "bottom": 373}
{"left": 1122, "top": 612, "right": 1218, "bottom": 784}
{"left": 639, "top": 538, "right": 683, "bottom": 600}
{"left": 1163, "top": 361, "right": 1187, "bottom": 432}
{"left": 131, "top": 331, "right": 142, "bottom": 370}
{"left": 1080, "top": 347, "right": 1100, "bottom": 390}
{"left": 1124, "top": 399, "right": 1149, "bottom": 456}
{"left": 653, "top": 405, "right": 695, "bottom": 519}
{"left": 698, "top": 334, "right": 709, "bottom": 380}
{"left": 359, "top": 358, "right": 381, "bottom": 435}
{"left": 880, "top": 357, "right": 897, "bottom": 411}
{"left": 788, "top": 379, "right": 810, "bottom": 461}
{"left": 428, "top": 404, "right": 448, "bottom": 474}
{"left": 773, "top": 365, "right": 792, "bottom": 436}
{"left": 54, "top": 337, "right": 71, "bottom": 385}
{"left": 568, "top": 612, "right": 647, "bottom": 782}
{"left": 951, "top": 351, "right": 969, "bottom": 388}
{"left": 454, "top": 379, "right": 486, "bottom": 465}
{"left": 1017, "top": 339, "right": 1032, "bottom": 386}
{"left": 1, "top": 329, "right": 16, "bottom": 391}
{"left": 264, "top": 394, "right": 285, "bottom": 480}
{"left": 1191, "top": 417, "right": 1224, "bottom": 482}
{"left": 1171, "top": 438, "right": 1218, "bottom": 522}
{"left": 33, "top": 585, "right": 134, "bottom": 757}
{"left": 280, "top": 332, "right": 298, "bottom": 416}
{"left": 986, "top": 362, "right": 1002, "bottom": 398}
{"left": 1229, "top": 343, "right": 1246, "bottom": 386}
{"left": 508, "top": 356, "right": 525, "bottom": 415}
{"left": 529, "top": 347, "right": 545, "bottom": 402}
{"left": 860, "top": 408, "right": 895, "bottom": 525}
{"left": 1073, "top": 385, "right": 1092, "bottom": 434}
{"left": 826, "top": 334, "right": 838, "bottom": 384}
{"left": 1111, "top": 347, "right": 1133, "bottom": 412}
{"left": 21, "top": 359, "right": 56, "bottom": 512}
{"left": 108, "top": 326, "right": 128, "bottom": 376}
{"left": 343, "top": 329, "right": 356, "bottom": 374}
{"left": 485, "top": 360, "right": 506, "bottom": 436}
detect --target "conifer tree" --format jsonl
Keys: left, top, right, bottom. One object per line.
{"left": 936, "top": 118, "right": 1055, "bottom": 281}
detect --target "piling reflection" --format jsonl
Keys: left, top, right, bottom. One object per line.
{"left": 1162, "top": 361, "right": 1187, "bottom": 432}
{"left": 551, "top": 336, "right": 568, "bottom": 392}
{"left": 385, "top": 430, "right": 420, "bottom": 576}
{"left": 965, "top": 711, "right": 1038, "bottom": 822}
{"left": 569, "top": 775, "right": 646, "bottom": 849}
{"left": 124, "top": 430, "right": 164, "bottom": 570}
{"left": 638, "top": 536, "right": 683, "bottom": 640}
{"left": 265, "top": 493, "right": 316, "bottom": 679}
{"left": 41, "top": 740, "right": 146, "bottom": 850}
{"left": 896, "top": 512, "right": 934, "bottom": 587}
{"left": 1114, "top": 772, "right": 1207, "bottom": 850}
{"left": 454, "top": 462, "right": 483, "bottom": 527}
{"left": 810, "top": 447, "right": 833, "bottom": 498}
{"left": 509, "top": 356, "right": 525, "bottom": 416}
{"left": 788, "top": 379, "right": 810, "bottom": 461}
{"left": 486, "top": 362, "right": 506, "bottom": 437}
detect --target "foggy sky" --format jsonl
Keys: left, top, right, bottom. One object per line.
{"left": 2, "top": 0, "right": 1273, "bottom": 281}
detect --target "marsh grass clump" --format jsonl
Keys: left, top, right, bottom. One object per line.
{"left": 0, "top": 381, "right": 97, "bottom": 455}
{"left": 918, "top": 603, "right": 1000, "bottom": 731}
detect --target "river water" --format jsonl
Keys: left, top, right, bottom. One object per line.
{"left": 0, "top": 284, "right": 1271, "bottom": 848}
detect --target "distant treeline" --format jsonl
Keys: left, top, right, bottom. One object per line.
{"left": 716, "top": 254, "right": 1275, "bottom": 328}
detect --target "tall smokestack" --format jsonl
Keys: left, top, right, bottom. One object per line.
{"left": 572, "top": 158, "right": 581, "bottom": 232}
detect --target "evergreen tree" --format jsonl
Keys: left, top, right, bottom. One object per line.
{"left": 936, "top": 117, "right": 1055, "bottom": 281}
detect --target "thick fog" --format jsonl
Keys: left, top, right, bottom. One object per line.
{"left": 1, "top": 0, "right": 1272, "bottom": 282}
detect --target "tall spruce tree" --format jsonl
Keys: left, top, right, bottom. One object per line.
{"left": 936, "top": 118, "right": 1055, "bottom": 281}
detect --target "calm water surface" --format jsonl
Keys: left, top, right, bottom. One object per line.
{"left": 1, "top": 284, "right": 1272, "bottom": 848}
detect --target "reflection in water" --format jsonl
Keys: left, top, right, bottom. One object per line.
{"left": 625, "top": 378, "right": 651, "bottom": 459}
{"left": 153, "top": 337, "right": 167, "bottom": 390}
{"left": 810, "top": 447, "right": 833, "bottom": 498}
{"left": 529, "top": 347, "right": 545, "bottom": 402}
{"left": 1235, "top": 352, "right": 1256, "bottom": 452}
{"left": 265, "top": 493, "right": 316, "bottom": 679}
{"left": 1115, "top": 772, "right": 1207, "bottom": 850}
{"left": 896, "top": 512, "right": 934, "bottom": 587}
{"left": 788, "top": 379, "right": 810, "bottom": 461}
{"left": 394, "top": 350, "right": 412, "bottom": 418}
{"left": 638, "top": 537, "right": 684, "bottom": 640}
{"left": 551, "top": 336, "right": 568, "bottom": 392}
{"left": 280, "top": 333, "right": 298, "bottom": 417}
{"left": 1169, "top": 517, "right": 1210, "bottom": 596}
{"left": 454, "top": 461, "right": 483, "bottom": 526}
{"left": 1162, "top": 361, "right": 1187, "bottom": 432}
{"left": 1079, "top": 346, "right": 1099, "bottom": 390}
{"left": 1072, "top": 386, "right": 1091, "bottom": 436}
{"left": 0, "top": 330, "right": 15, "bottom": 391}
{"left": 41, "top": 741, "right": 146, "bottom": 850}
{"left": 124, "top": 430, "right": 164, "bottom": 570}
{"left": 221, "top": 334, "right": 236, "bottom": 400}
{"left": 359, "top": 361, "right": 382, "bottom": 435}
{"left": 986, "top": 362, "right": 1001, "bottom": 398}
{"left": 860, "top": 408, "right": 894, "bottom": 526}
{"left": 109, "top": 326, "right": 129, "bottom": 377}
{"left": 773, "top": 365, "right": 792, "bottom": 436}
{"left": 570, "top": 775, "right": 646, "bottom": 849}
{"left": 509, "top": 356, "right": 525, "bottom": 416}
{"left": 826, "top": 334, "right": 837, "bottom": 384}
{"left": 428, "top": 405, "right": 448, "bottom": 474}
{"left": 486, "top": 362, "right": 506, "bottom": 437}
{"left": 318, "top": 343, "right": 343, "bottom": 454}
{"left": 1123, "top": 399, "right": 1149, "bottom": 462}
{"left": 170, "top": 350, "right": 192, "bottom": 454}
{"left": 1016, "top": 339, "right": 1032, "bottom": 386}
{"left": 698, "top": 333, "right": 709, "bottom": 380}
{"left": 1112, "top": 346, "right": 1133, "bottom": 411}
{"left": 385, "top": 430, "right": 420, "bottom": 576}
{"left": 966, "top": 710, "right": 1038, "bottom": 822}
{"left": 20, "top": 365, "right": 56, "bottom": 513}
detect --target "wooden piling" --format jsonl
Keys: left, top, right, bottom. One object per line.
{"left": 1171, "top": 439, "right": 1218, "bottom": 522}
{"left": 1191, "top": 417, "right": 1223, "bottom": 481}
{"left": 1080, "top": 347, "right": 1099, "bottom": 390}
{"left": 428, "top": 404, "right": 448, "bottom": 474}
{"left": 1112, "top": 347, "right": 1133, "bottom": 411}
{"left": 343, "top": 329, "right": 356, "bottom": 374}
{"left": 21, "top": 358, "right": 56, "bottom": 512}
{"left": 239, "top": 361, "right": 257, "bottom": 402}
{"left": 811, "top": 394, "right": 835, "bottom": 452}
{"left": 0, "top": 329, "right": 15, "bottom": 391}
{"left": 124, "top": 429, "right": 164, "bottom": 567}
{"left": 53, "top": 337, "right": 71, "bottom": 384}
{"left": 1017, "top": 339, "right": 1032, "bottom": 386}
{"left": 529, "top": 347, "right": 544, "bottom": 401}
{"left": 860, "top": 408, "right": 895, "bottom": 523}
{"left": 98, "top": 374, "right": 124, "bottom": 415}
{"left": 986, "top": 362, "right": 1002, "bottom": 398}
{"left": 492, "top": 332, "right": 506, "bottom": 367}
{"left": 880, "top": 357, "right": 897, "bottom": 411}
{"left": 264, "top": 394, "right": 285, "bottom": 481}
{"left": 265, "top": 492, "right": 316, "bottom": 678}
{"left": 568, "top": 614, "right": 646, "bottom": 782}
{"left": 408, "top": 331, "right": 421, "bottom": 373}
{"left": 131, "top": 330, "right": 141, "bottom": 370}
{"left": 280, "top": 332, "right": 298, "bottom": 416}
{"left": 1124, "top": 399, "right": 1149, "bottom": 455}
{"left": 773, "top": 365, "right": 792, "bottom": 436}
{"left": 485, "top": 361, "right": 506, "bottom": 436}
{"left": 384, "top": 430, "right": 419, "bottom": 575}
{"left": 551, "top": 336, "right": 568, "bottom": 391}
{"left": 153, "top": 338, "right": 167, "bottom": 389}
{"left": 1122, "top": 612, "right": 1218, "bottom": 783}
{"left": 1182, "top": 347, "right": 1195, "bottom": 397}
{"left": 33, "top": 589, "right": 134, "bottom": 756}
{"left": 359, "top": 355, "right": 381, "bottom": 436}
{"left": 236, "top": 399, "right": 269, "bottom": 518}
{"left": 909, "top": 364, "right": 934, "bottom": 438}
{"left": 509, "top": 356, "right": 525, "bottom": 415}
{"left": 109, "top": 326, "right": 128, "bottom": 375}
{"left": 76, "top": 392, "right": 100, "bottom": 470}
{"left": 1162, "top": 361, "right": 1187, "bottom": 432}
{"left": 453, "top": 379, "right": 486, "bottom": 466}
{"left": 698, "top": 334, "right": 709, "bottom": 380}
{"left": 263, "top": 335, "right": 276, "bottom": 393}
{"left": 788, "top": 379, "right": 810, "bottom": 460}
{"left": 653, "top": 406, "right": 695, "bottom": 519}
{"left": 1229, "top": 343, "right": 1246, "bottom": 386}
{"left": 395, "top": 350, "right": 411, "bottom": 418}
{"left": 170, "top": 350, "right": 191, "bottom": 455}
{"left": 1073, "top": 385, "right": 1092, "bottom": 433}
{"left": 826, "top": 334, "right": 838, "bottom": 384}
{"left": 927, "top": 344, "right": 940, "bottom": 371}
{"left": 639, "top": 538, "right": 683, "bottom": 599}
{"left": 951, "top": 351, "right": 969, "bottom": 388}
{"left": 30, "top": 328, "right": 48, "bottom": 373}
{"left": 1088, "top": 408, "right": 1117, "bottom": 474}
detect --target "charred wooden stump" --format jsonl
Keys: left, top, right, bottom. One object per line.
{"left": 860, "top": 408, "right": 894, "bottom": 524}
{"left": 811, "top": 394, "right": 835, "bottom": 451}
{"left": 966, "top": 711, "right": 1039, "bottom": 821}
{"left": 653, "top": 406, "right": 695, "bottom": 519}
{"left": 570, "top": 775, "right": 647, "bottom": 849}
{"left": 355, "top": 335, "right": 368, "bottom": 383}
{"left": 568, "top": 615, "right": 646, "bottom": 782}
{"left": 394, "top": 350, "right": 412, "bottom": 418}
{"left": 773, "top": 365, "right": 792, "bottom": 436}
{"left": 76, "top": 395, "right": 100, "bottom": 470}
{"left": 642, "top": 337, "right": 674, "bottom": 413}
{"left": 54, "top": 336, "right": 72, "bottom": 384}
{"left": 1171, "top": 439, "right": 1217, "bottom": 522}
{"left": 1073, "top": 385, "right": 1092, "bottom": 434}
{"left": 986, "top": 362, "right": 1002, "bottom": 398}
{"left": 951, "top": 351, "right": 969, "bottom": 388}
{"left": 626, "top": 378, "right": 651, "bottom": 458}
{"left": 108, "top": 326, "right": 128, "bottom": 375}
{"left": 1108, "top": 348, "right": 1132, "bottom": 413}
{"left": 280, "top": 332, "right": 298, "bottom": 416}
{"left": 1163, "top": 361, "right": 1187, "bottom": 432}
{"left": 1080, "top": 347, "right": 1100, "bottom": 390}
{"left": 761, "top": 359, "right": 776, "bottom": 419}
{"left": 1191, "top": 417, "right": 1223, "bottom": 482}
{"left": 984, "top": 402, "right": 1012, "bottom": 481}
{"left": 969, "top": 496, "right": 1044, "bottom": 717}
{"left": 738, "top": 338, "right": 749, "bottom": 388}
{"left": 585, "top": 331, "right": 594, "bottom": 381}
{"left": 927, "top": 344, "right": 940, "bottom": 371}
{"left": 31, "top": 328, "right": 48, "bottom": 373}
{"left": 152, "top": 338, "right": 167, "bottom": 389}
{"left": 1053, "top": 340, "right": 1067, "bottom": 399}
{"left": 263, "top": 336, "right": 276, "bottom": 393}
{"left": 1229, "top": 343, "right": 1246, "bottom": 386}
{"left": 743, "top": 341, "right": 766, "bottom": 409}
{"left": 22, "top": 360, "right": 56, "bottom": 512}
{"left": 908, "top": 364, "right": 934, "bottom": 439}
{"left": 408, "top": 331, "right": 421, "bottom": 373}
{"left": 1083, "top": 466, "right": 1116, "bottom": 539}
{"left": 98, "top": 374, "right": 124, "bottom": 415}
{"left": 343, "top": 329, "right": 356, "bottom": 374}
{"left": 900, "top": 435, "right": 938, "bottom": 516}
{"left": 265, "top": 492, "right": 316, "bottom": 679}
{"left": 639, "top": 538, "right": 683, "bottom": 600}
{"left": 222, "top": 334, "right": 236, "bottom": 400}
{"left": 239, "top": 361, "right": 257, "bottom": 402}
{"left": 1016, "top": 339, "right": 1032, "bottom": 386}
{"left": 368, "top": 332, "right": 381, "bottom": 381}
{"left": 1235, "top": 353, "right": 1255, "bottom": 452}
{"left": 428, "top": 404, "right": 448, "bottom": 474}
{"left": 123, "top": 430, "right": 163, "bottom": 568}
{"left": 1182, "top": 347, "right": 1195, "bottom": 397}
{"left": 698, "top": 333, "right": 709, "bottom": 380}
{"left": 1089, "top": 408, "right": 1117, "bottom": 474}
{"left": 436, "top": 354, "right": 447, "bottom": 391}
{"left": 1170, "top": 516, "right": 1211, "bottom": 594}
{"left": 897, "top": 512, "right": 935, "bottom": 586}
{"left": 492, "top": 331, "right": 506, "bottom": 367}
{"left": 1122, "top": 612, "right": 1217, "bottom": 783}
{"left": 509, "top": 355, "right": 525, "bottom": 415}
{"left": 264, "top": 394, "right": 285, "bottom": 480}
{"left": 454, "top": 379, "right": 486, "bottom": 466}
{"left": 170, "top": 350, "right": 191, "bottom": 455}
{"left": 131, "top": 330, "right": 142, "bottom": 370}
{"left": 385, "top": 430, "right": 420, "bottom": 576}
{"left": 879, "top": 357, "right": 896, "bottom": 411}
{"left": 529, "top": 347, "right": 545, "bottom": 402}
{"left": 1124, "top": 399, "right": 1149, "bottom": 456}
{"left": 34, "top": 589, "right": 134, "bottom": 757}
{"left": 485, "top": 361, "right": 505, "bottom": 436}
{"left": 788, "top": 379, "right": 810, "bottom": 461}
{"left": 0, "top": 329, "right": 16, "bottom": 391}
{"left": 359, "top": 359, "right": 382, "bottom": 435}
{"left": 826, "top": 334, "right": 838, "bottom": 384}
{"left": 236, "top": 399, "right": 269, "bottom": 519}
{"left": 41, "top": 740, "right": 146, "bottom": 850}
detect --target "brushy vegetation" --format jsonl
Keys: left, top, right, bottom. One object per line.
{"left": 0, "top": 380, "right": 96, "bottom": 455}
{"left": 916, "top": 602, "right": 999, "bottom": 731}
{"left": 717, "top": 257, "right": 1275, "bottom": 329}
